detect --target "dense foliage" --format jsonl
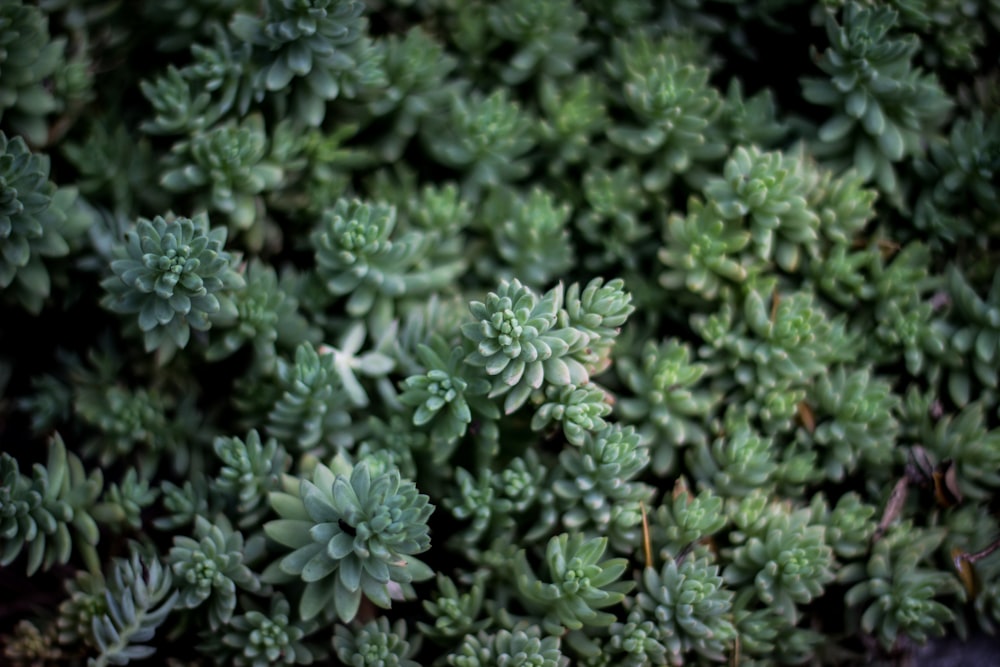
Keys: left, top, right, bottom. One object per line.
{"left": 1, "top": 0, "right": 1000, "bottom": 665}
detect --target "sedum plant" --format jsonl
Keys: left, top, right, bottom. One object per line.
{"left": 635, "top": 555, "right": 737, "bottom": 666}
{"left": 168, "top": 515, "right": 261, "bottom": 629}
{"left": 514, "top": 533, "right": 633, "bottom": 634}
{"left": 1, "top": 434, "right": 102, "bottom": 576}
{"left": 229, "top": 0, "right": 386, "bottom": 127}
{"left": 0, "top": 131, "right": 87, "bottom": 313}
{"left": 0, "top": 2, "right": 67, "bottom": 146}
{"left": 703, "top": 145, "right": 819, "bottom": 272}
{"left": 446, "top": 627, "right": 566, "bottom": 667}
{"left": 101, "top": 212, "right": 245, "bottom": 357}
{"left": 841, "top": 525, "right": 963, "bottom": 650}
{"left": 461, "top": 279, "right": 589, "bottom": 414}
{"left": 4, "top": 0, "right": 1000, "bottom": 665}
{"left": 801, "top": 1, "right": 952, "bottom": 198}
{"left": 311, "top": 197, "right": 464, "bottom": 318}
{"left": 214, "top": 594, "right": 319, "bottom": 667}
{"left": 159, "top": 113, "right": 284, "bottom": 233}
{"left": 332, "top": 616, "right": 420, "bottom": 667}
{"left": 261, "top": 458, "right": 434, "bottom": 622}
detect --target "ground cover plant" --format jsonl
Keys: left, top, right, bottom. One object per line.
{"left": 1, "top": 0, "right": 1000, "bottom": 665}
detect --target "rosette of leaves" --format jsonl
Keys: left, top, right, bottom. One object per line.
{"left": 332, "top": 617, "right": 420, "bottom": 667}
{"left": 575, "top": 164, "right": 651, "bottom": 270}
{"left": 0, "top": 2, "right": 65, "bottom": 145}
{"left": 537, "top": 75, "right": 609, "bottom": 173}
{"left": 481, "top": 186, "right": 574, "bottom": 287}
{"left": 101, "top": 212, "right": 245, "bottom": 356}
{"left": 514, "top": 532, "right": 633, "bottom": 634}
{"left": 685, "top": 407, "right": 778, "bottom": 498}
{"left": 947, "top": 265, "right": 1000, "bottom": 395}
{"left": 62, "top": 118, "right": 165, "bottom": 215}
{"left": 212, "top": 429, "right": 289, "bottom": 527}
{"left": 366, "top": 27, "right": 459, "bottom": 161}
{"left": 444, "top": 466, "right": 500, "bottom": 546}
{"left": 531, "top": 383, "right": 612, "bottom": 446}
{"left": 445, "top": 454, "right": 555, "bottom": 548}
{"left": 840, "top": 524, "right": 962, "bottom": 650}
{"left": 446, "top": 627, "right": 566, "bottom": 667}
{"left": 813, "top": 492, "right": 876, "bottom": 560}
{"left": 801, "top": 2, "right": 952, "bottom": 197}
{"left": 615, "top": 338, "right": 716, "bottom": 474}
{"left": 718, "top": 79, "right": 788, "bottom": 150}
{"left": 485, "top": 0, "right": 592, "bottom": 84}
{"left": 561, "top": 276, "right": 635, "bottom": 376}
{"left": 206, "top": 259, "right": 316, "bottom": 372}
{"left": 807, "top": 163, "right": 878, "bottom": 246}
{"left": 73, "top": 383, "right": 171, "bottom": 466}
{"left": 57, "top": 567, "right": 107, "bottom": 650}
{"left": 807, "top": 242, "right": 877, "bottom": 312}
{"left": 0, "top": 133, "right": 87, "bottom": 314}
{"left": 390, "top": 292, "right": 469, "bottom": 377}
{"left": 418, "top": 571, "right": 490, "bottom": 641}
{"left": 160, "top": 113, "right": 284, "bottom": 233}
{"left": 649, "top": 482, "right": 727, "bottom": 560}
{"left": 216, "top": 594, "right": 318, "bottom": 667}
{"left": 602, "top": 607, "right": 667, "bottom": 667}
{"left": 155, "top": 476, "right": 212, "bottom": 531}
{"left": 398, "top": 334, "right": 497, "bottom": 461}
{"left": 606, "top": 33, "right": 725, "bottom": 191}
{"left": 893, "top": 0, "right": 991, "bottom": 69}
{"left": 914, "top": 111, "right": 1000, "bottom": 244}
{"left": 267, "top": 341, "right": 352, "bottom": 452}
{"left": 703, "top": 145, "right": 820, "bottom": 271}
{"left": 0, "top": 434, "right": 102, "bottom": 576}
{"left": 93, "top": 467, "right": 159, "bottom": 532}
{"left": 553, "top": 424, "right": 653, "bottom": 541}
{"left": 184, "top": 24, "right": 257, "bottom": 120}
{"left": 140, "top": 22, "right": 255, "bottom": 136}
{"left": 794, "top": 366, "right": 899, "bottom": 482}
{"left": 441, "top": 1, "right": 500, "bottom": 72}
{"left": 169, "top": 515, "right": 261, "bottom": 629}
{"left": 421, "top": 88, "right": 536, "bottom": 198}
{"left": 16, "top": 371, "right": 72, "bottom": 436}
{"left": 723, "top": 503, "right": 835, "bottom": 623}
{"left": 635, "top": 555, "right": 737, "bottom": 666}
{"left": 491, "top": 450, "right": 552, "bottom": 537}
{"left": 866, "top": 242, "right": 948, "bottom": 377}
{"left": 697, "top": 280, "right": 856, "bottom": 394}
{"left": 405, "top": 182, "right": 475, "bottom": 239}
{"left": 229, "top": 0, "right": 387, "bottom": 126}
{"left": 141, "top": 65, "right": 225, "bottom": 136}
{"left": 658, "top": 196, "right": 754, "bottom": 302}
{"left": 461, "top": 279, "right": 589, "bottom": 414}
{"left": 311, "top": 198, "right": 465, "bottom": 317}
{"left": 262, "top": 459, "right": 434, "bottom": 622}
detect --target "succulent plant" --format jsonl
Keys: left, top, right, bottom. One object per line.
{"left": 636, "top": 555, "right": 737, "bottom": 665}
{"left": 515, "top": 533, "right": 633, "bottom": 634}
{"left": 461, "top": 279, "right": 589, "bottom": 414}
{"left": 169, "top": 515, "right": 261, "bottom": 629}
{"left": 262, "top": 459, "right": 434, "bottom": 622}
{"left": 101, "top": 212, "right": 245, "bottom": 356}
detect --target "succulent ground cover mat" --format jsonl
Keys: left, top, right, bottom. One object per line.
{"left": 1, "top": 1, "right": 1000, "bottom": 665}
